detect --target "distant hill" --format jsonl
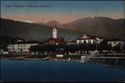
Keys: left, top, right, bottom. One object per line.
{"left": 46, "top": 20, "right": 61, "bottom": 27}
{"left": 0, "top": 18, "right": 82, "bottom": 42}
{"left": 60, "top": 17, "right": 125, "bottom": 41}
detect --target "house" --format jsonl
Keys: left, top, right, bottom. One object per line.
{"left": 0, "top": 49, "right": 9, "bottom": 55}
{"left": 76, "top": 34, "right": 103, "bottom": 44}
{"left": 7, "top": 41, "right": 39, "bottom": 55}
{"left": 107, "top": 39, "right": 124, "bottom": 51}
{"left": 107, "top": 39, "right": 124, "bottom": 47}
{"left": 107, "top": 39, "right": 125, "bottom": 52}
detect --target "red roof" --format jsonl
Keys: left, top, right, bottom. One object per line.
{"left": 77, "top": 37, "right": 96, "bottom": 40}
{"left": 76, "top": 35, "right": 99, "bottom": 40}
{"left": 44, "top": 37, "right": 65, "bottom": 45}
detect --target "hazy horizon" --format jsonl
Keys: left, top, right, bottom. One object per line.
{"left": 1, "top": 1, "right": 124, "bottom": 24}
{"left": 1, "top": 16, "right": 125, "bottom": 24}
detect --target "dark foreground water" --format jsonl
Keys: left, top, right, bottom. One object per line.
{"left": 0, "top": 60, "right": 125, "bottom": 82}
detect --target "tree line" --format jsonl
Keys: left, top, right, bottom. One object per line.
{"left": 29, "top": 41, "right": 124, "bottom": 55}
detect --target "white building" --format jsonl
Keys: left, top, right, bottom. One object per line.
{"left": 0, "top": 49, "right": 9, "bottom": 55}
{"left": 76, "top": 34, "right": 103, "bottom": 44}
{"left": 107, "top": 40, "right": 124, "bottom": 47}
{"left": 7, "top": 41, "right": 39, "bottom": 55}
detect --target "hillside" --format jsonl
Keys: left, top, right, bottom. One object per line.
{"left": 0, "top": 18, "right": 82, "bottom": 41}
{"left": 61, "top": 17, "right": 125, "bottom": 41}
{"left": 1, "top": 17, "right": 125, "bottom": 42}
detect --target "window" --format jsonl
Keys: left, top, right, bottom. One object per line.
{"left": 86, "top": 40, "right": 89, "bottom": 44}
{"left": 81, "top": 40, "right": 84, "bottom": 43}
{"left": 90, "top": 40, "right": 93, "bottom": 44}
{"left": 77, "top": 40, "right": 80, "bottom": 44}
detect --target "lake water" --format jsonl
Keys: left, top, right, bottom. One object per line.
{"left": 0, "top": 60, "right": 125, "bottom": 82}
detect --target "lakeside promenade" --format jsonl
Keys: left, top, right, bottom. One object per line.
{"left": 1, "top": 53, "right": 125, "bottom": 68}
{"left": 0, "top": 55, "right": 80, "bottom": 62}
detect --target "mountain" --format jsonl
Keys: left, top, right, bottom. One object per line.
{"left": 0, "top": 17, "right": 125, "bottom": 42}
{"left": 46, "top": 20, "right": 61, "bottom": 27}
{"left": 0, "top": 18, "right": 82, "bottom": 41}
{"left": 60, "top": 17, "right": 125, "bottom": 41}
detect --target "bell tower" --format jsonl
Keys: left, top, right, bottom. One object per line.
{"left": 53, "top": 25, "right": 58, "bottom": 39}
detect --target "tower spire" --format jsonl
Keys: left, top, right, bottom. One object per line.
{"left": 52, "top": 25, "right": 58, "bottom": 38}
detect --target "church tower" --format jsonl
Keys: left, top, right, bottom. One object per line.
{"left": 53, "top": 25, "right": 58, "bottom": 39}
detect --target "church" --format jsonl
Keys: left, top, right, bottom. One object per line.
{"left": 44, "top": 25, "right": 65, "bottom": 45}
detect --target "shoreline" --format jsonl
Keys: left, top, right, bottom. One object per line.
{"left": 0, "top": 57, "right": 80, "bottom": 62}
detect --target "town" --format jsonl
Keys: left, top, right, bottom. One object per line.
{"left": 0, "top": 25, "right": 125, "bottom": 67}
{"left": 1, "top": 0, "right": 125, "bottom": 82}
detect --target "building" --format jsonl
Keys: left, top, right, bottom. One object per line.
{"left": 107, "top": 39, "right": 124, "bottom": 47}
{"left": 44, "top": 25, "right": 65, "bottom": 45}
{"left": 44, "top": 37, "right": 65, "bottom": 45}
{"left": 0, "top": 49, "right": 9, "bottom": 55}
{"left": 7, "top": 41, "right": 39, "bottom": 55}
{"left": 76, "top": 34, "right": 103, "bottom": 44}
{"left": 107, "top": 39, "right": 124, "bottom": 52}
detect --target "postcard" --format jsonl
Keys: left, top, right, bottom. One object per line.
{"left": 0, "top": 0, "right": 125, "bottom": 82}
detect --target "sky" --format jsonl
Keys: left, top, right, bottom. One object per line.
{"left": 1, "top": 1, "right": 125, "bottom": 24}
